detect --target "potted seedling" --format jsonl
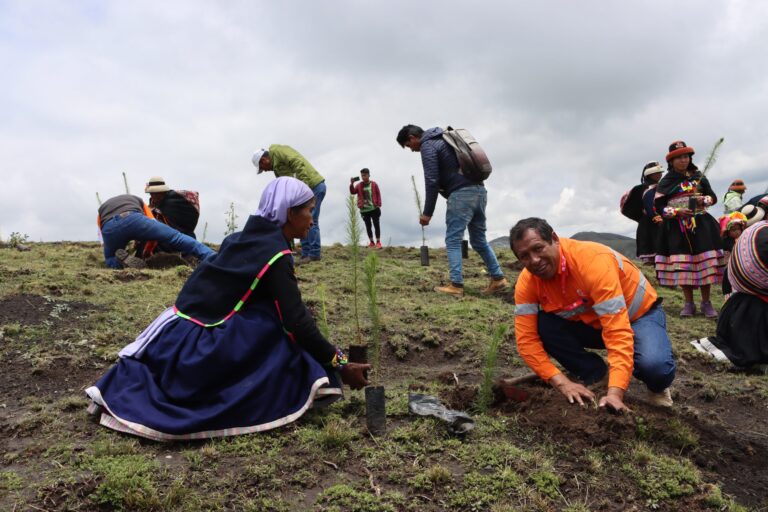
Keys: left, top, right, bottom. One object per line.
{"left": 345, "top": 196, "right": 367, "bottom": 365}
{"left": 411, "top": 175, "right": 429, "bottom": 266}
{"left": 363, "top": 250, "right": 385, "bottom": 435}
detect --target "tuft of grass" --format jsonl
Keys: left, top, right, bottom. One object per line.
{"left": 449, "top": 469, "right": 524, "bottom": 510}
{"left": 0, "top": 470, "right": 24, "bottom": 493}
{"left": 86, "top": 454, "right": 161, "bottom": 510}
{"left": 317, "top": 484, "right": 405, "bottom": 512}
{"left": 665, "top": 418, "right": 699, "bottom": 451}
{"left": 476, "top": 324, "right": 508, "bottom": 412}
{"left": 622, "top": 442, "right": 700, "bottom": 508}
{"left": 409, "top": 464, "right": 453, "bottom": 490}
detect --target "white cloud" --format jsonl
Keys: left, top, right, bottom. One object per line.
{"left": 1, "top": 0, "right": 767, "bottom": 247}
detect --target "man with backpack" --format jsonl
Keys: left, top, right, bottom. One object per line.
{"left": 396, "top": 124, "right": 508, "bottom": 297}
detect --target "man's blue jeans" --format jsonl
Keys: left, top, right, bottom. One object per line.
{"left": 301, "top": 181, "right": 326, "bottom": 258}
{"left": 101, "top": 212, "right": 215, "bottom": 269}
{"left": 445, "top": 185, "right": 504, "bottom": 285}
{"left": 537, "top": 306, "right": 676, "bottom": 392}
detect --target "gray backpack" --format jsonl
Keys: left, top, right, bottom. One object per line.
{"left": 442, "top": 126, "right": 493, "bottom": 182}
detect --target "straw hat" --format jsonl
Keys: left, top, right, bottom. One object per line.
{"left": 145, "top": 176, "right": 170, "bottom": 193}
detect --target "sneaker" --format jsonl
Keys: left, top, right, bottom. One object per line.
{"left": 115, "top": 249, "right": 146, "bottom": 269}
{"left": 434, "top": 284, "right": 464, "bottom": 297}
{"left": 376, "top": 241, "right": 382, "bottom": 249}
{"left": 367, "top": 242, "right": 375, "bottom": 248}
{"left": 647, "top": 387, "right": 673, "bottom": 408}
{"left": 700, "top": 301, "right": 718, "bottom": 319}
{"left": 679, "top": 302, "right": 696, "bottom": 317}
{"left": 481, "top": 277, "right": 510, "bottom": 295}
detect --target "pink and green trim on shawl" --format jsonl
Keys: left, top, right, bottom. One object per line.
{"left": 173, "top": 249, "right": 292, "bottom": 328}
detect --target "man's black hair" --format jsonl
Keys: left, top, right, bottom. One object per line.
{"left": 509, "top": 218, "right": 555, "bottom": 251}
{"left": 360, "top": 168, "right": 370, "bottom": 174}
{"left": 396, "top": 125, "right": 424, "bottom": 147}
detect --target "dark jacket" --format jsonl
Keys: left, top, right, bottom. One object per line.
{"left": 419, "top": 127, "right": 475, "bottom": 216}
{"left": 155, "top": 190, "right": 200, "bottom": 237}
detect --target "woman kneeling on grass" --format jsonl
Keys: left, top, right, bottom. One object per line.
{"left": 86, "top": 177, "right": 370, "bottom": 441}
{"left": 691, "top": 221, "right": 768, "bottom": 368}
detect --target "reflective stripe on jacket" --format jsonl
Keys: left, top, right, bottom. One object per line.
{"left": 513, "top": 237, "right": 658, "bottom": 390}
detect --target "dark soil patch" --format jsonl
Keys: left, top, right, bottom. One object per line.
{"left": 112, "top": 269, "right": 153, "bottom": 282}
{"left": 145, "top": 252, "right": 189, "bottom": 269}
{"left": 495, "top": 382, "right": 768, "bottom": 508}
{"left": 0, "top": 293, "right": 97, "bottom": 326}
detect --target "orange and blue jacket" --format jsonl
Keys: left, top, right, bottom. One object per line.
{"left": 514, "top": 237, "right": 658, "bottom": 390}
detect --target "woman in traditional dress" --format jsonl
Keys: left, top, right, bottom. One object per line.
{"left": 654, "top": 141, "right": 724, "bottom": 318}
{"left": 720, "top": 211, "right": 748, "bottom": 296}
{"left": 86, "top": 177, "right": 370, "bottom": 441}
{"left": 620, "top": 161, "right": 665, "bottom": 265}
{"left": 692, "top": 221, "right": 768, "bottom": 367}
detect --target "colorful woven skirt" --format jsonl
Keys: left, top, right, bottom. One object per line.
{"left": 86, "top": 301, "right": 342, "bottom": 441}
{"left": 654, "top": 212, "right": 724, "bottom": 286}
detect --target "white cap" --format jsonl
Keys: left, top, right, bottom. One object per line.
{"left": 252, "top": 149, "right": 267, "bottom": 173}
{"left": 643, "top": 162, "right": 664, "bottom": 177}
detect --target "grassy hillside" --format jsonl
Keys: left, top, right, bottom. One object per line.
{"left": 1, "top": 242, "right": 766, "bottom": 511}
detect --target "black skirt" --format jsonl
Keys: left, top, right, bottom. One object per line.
{"left": 636, "top": 216, "right": 660, "bottom": 263}
{"left": 709, "top": 293, "right": 768, "bottom": 367}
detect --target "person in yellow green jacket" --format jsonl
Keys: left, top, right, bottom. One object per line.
{"left": 510, "top": 217, "right": 676, "bottom": 412}
{"left": 253, "top": 145, "right": 326, "bottom": 263}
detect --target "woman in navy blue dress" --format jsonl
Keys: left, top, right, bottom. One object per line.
{"left": 86, "top": 177, "right": 370, "bottom": 441}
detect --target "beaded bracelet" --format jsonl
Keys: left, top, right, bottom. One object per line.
{"left": 328, "top": 347, "right": 349, "bottom": 369}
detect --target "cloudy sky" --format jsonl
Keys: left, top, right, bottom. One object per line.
{"left": 2, "top": 0, "right": 767, "bottom": 247}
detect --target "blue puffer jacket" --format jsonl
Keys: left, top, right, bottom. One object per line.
{"left": 419, "top": 127, "right": 475, "bottom": 216}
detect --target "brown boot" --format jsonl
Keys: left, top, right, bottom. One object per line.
{"left": 481, "top": 277, "right": 510, "bottom": 295}
{"left": 434, "top": 283, "right": 464, "bottom": 297}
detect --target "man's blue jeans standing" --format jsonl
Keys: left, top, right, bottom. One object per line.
{"left": 101, "top": 212, "right": 215, "bottom": 269}
{"left": 445, "top": 185, "right": 504, "bottom": 285}
{"left": 537, "top": 305, "right": 676, "bottom": 392}
{"left": 301, "top": 181, "right": 326, "bottom": 259}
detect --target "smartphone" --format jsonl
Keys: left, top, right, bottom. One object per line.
{"left": 351, "top": 176, "right": 361, "bottom": 182}
{"left": 688, "top": 196, "right": 697, "bottom": 211}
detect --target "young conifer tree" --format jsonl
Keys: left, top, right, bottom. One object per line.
{"left": 346, "top": 195, "right": 363, "bottom": 342}
{"left": 363, "top": 251, "right": 381, "bottom": 384}
{"left": 477, "top": 324, "right": 508, "bottom": 412}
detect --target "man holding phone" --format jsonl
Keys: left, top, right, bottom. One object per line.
{"left": 349, "top": 168, "right": 383, "bottom": 248}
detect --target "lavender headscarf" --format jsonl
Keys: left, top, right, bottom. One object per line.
{"left": 255, "top": 176, "right": 314, "bottom": 227}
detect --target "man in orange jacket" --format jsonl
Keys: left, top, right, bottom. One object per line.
{"left": 511, "top": 218, "right": 676, "bottom": 411}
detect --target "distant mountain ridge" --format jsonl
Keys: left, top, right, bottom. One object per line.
{"left": 490, "top": 231, "right": 637, "bottom": 260}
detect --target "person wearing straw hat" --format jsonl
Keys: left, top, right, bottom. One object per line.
{"left": 86, "top": 177, "right": 370, "bottom": 440}
{"left": 653, "top": 141, "right": 724, "bottom": 318}
{"left": 252, "top": 145, "right": 326, "bottom": 264}
{"left": 97, "top": 194, "right": 214, "bottom": 270}
{"left": 144, "top": 176, "right": 200, "bottom": 239}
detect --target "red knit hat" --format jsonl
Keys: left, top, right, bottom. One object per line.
{"left": 665, "top": 140, "right": 695, "bottom": 162}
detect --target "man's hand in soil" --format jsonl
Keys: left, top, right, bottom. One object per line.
{"left": 599, "top": 387, "right": 631, "bottom": 413}
{"left": 340, "top": 363, "right": 371, "bottom": 390}
{"left": 549, "top": 374, "right": 595, "bottom": 406}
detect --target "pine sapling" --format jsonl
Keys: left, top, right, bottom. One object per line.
{"left": 701, "top": 137, "right": 725, "bottom": 176}
{"left": 346, "top": 195, "right": 363, "bottom": 343}
{"left": 411, "top": 175, "right": 426, "bottom": 246}
{"left": 477, "top": 324, "right": 508, "bottom": 413}
{"left": 364, "top": 251, "right": 382, "bottom": 384}
{"left": 224, "top": 202, "right": 239, "bottom": 237}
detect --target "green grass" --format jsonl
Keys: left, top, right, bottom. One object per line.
{"left": 0, "top": 243, "right": 765, "bottom": 511}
